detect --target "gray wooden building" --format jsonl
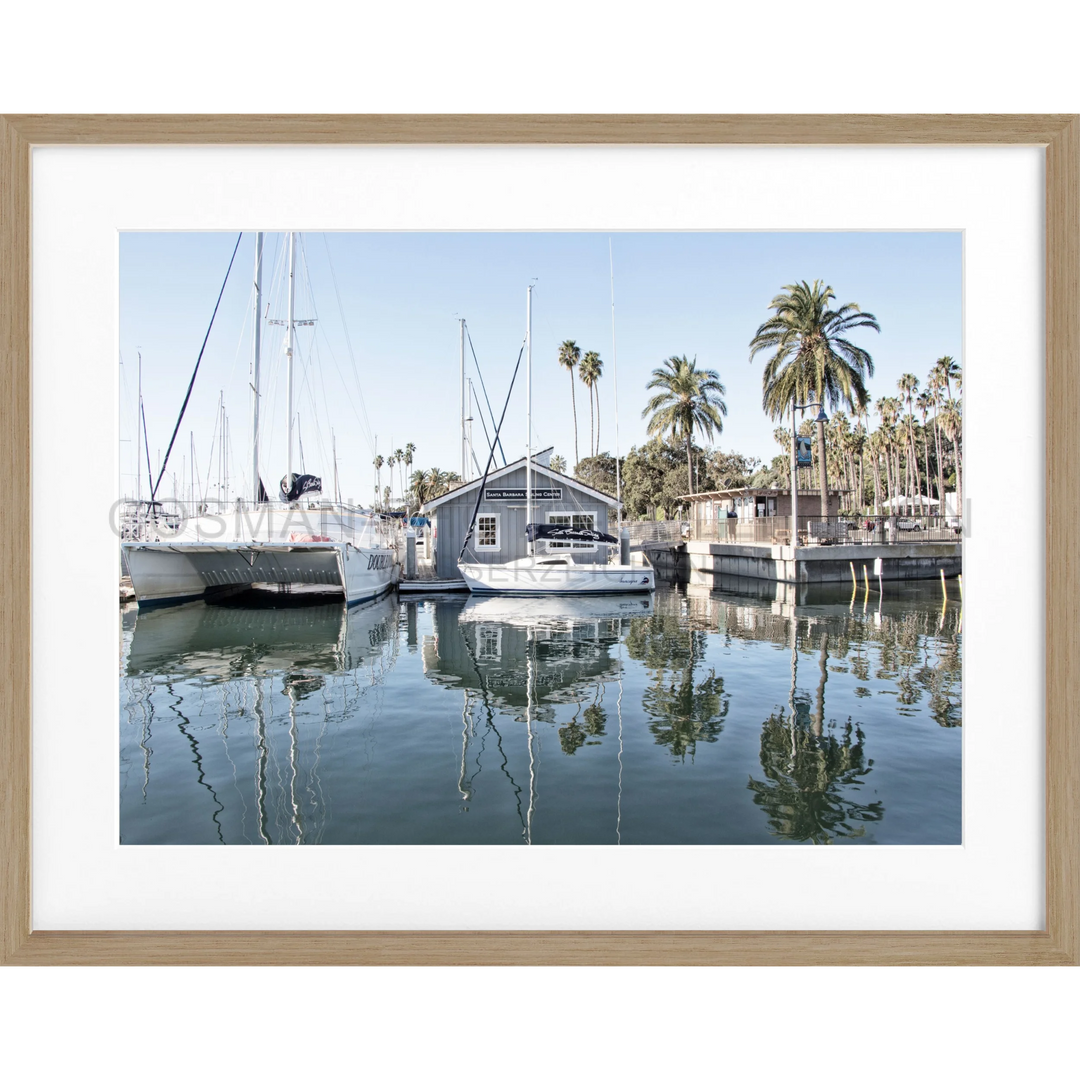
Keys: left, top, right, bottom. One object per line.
{"left": 422, "top": 453, "right": 622, "bottom": 580}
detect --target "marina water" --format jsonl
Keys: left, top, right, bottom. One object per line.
{"left": 119, "top": 579, "right": 961, "bottom": 845}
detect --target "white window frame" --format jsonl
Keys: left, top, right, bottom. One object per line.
{"left": 544, "top": 510, "right": 598, "bottom": 551}
{"left": 474, "top": 512, "right": 501, "bottom": 553}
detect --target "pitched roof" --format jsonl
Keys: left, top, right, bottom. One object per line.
{"left": 421, "top": 454, "right": 621, "bottom": 512}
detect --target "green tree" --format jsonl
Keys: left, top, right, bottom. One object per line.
{"left": 622, "top": 439, "right": 692, "bottom": 519}
{"left": 574, "top": 452, "right": 619, "bottom": 498}
{"left": 641, "top": 355, "right": 727, "bottom": 496}
{"left": 557, "top": 339, "right": 582, "bottom": 466}
{"left": 549, "top": 454, "right": 567, "bottom": 474}
{"left": 703, "top": 449, "right": 759, "bottom": 492}
{"left": 749, "top": 280, "right": 880, "bottom": 516}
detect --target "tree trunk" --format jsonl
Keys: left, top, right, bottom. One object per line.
{"left": 686, "top": 435, "right": 694, "bottom": 496}
{"left": 872, "top": 452, "right": 882, "bottom": 515}
{"left": 569, "top": 371, "right": 578, "bottom": 465}
{"left": 922, "top": 427, "right": 932, "bottom": 508}
{"left": 908, "top": 421, "right": 920, "bottom": 514}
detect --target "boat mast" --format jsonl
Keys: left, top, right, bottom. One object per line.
{"left": 609, "top": 239, "right": 622, "bottom": 529}
{"left": 526, "top": 285, "right": 533, "bottom": 555}
{"left": 251, "top": 232, "right": 263, "bottom": 502}
{"left": 459, "top": 317, "right": 466, "bottom": 480}
{"left": 286, "top": 231, "right": 296, "bottom": 486}
{"left": 136, "top": 351, "right": 142, "bottom": 504}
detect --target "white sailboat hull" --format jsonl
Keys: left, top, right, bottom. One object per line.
{"left": 124, "top": 541, "right": 399, "bottom": 608}
{"left": 458, "top": 558, "right": 654, "bottom": 595}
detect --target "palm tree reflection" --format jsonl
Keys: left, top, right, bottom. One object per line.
{"left": 626, "top": 604, "right": 729, "bottom": 761}
{"left": 749, "top": 617, "right": 883, "bottom": 843}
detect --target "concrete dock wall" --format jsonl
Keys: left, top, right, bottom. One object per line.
{"left": 686, "top": 540, "right": 961, "bottom": 587}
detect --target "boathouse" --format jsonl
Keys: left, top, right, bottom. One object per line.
{"left": 421, "top": 450, "right": 622, "bottom": 581}
{"left": 681, "top": 487, "right": 961, "bottom": 587}
{"left": 686, "top": 488, "right": 846, "bottom": 540}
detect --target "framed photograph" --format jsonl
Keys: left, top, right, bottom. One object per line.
{"left": 4, "top": 113, "right": 1075, "bottom": 967}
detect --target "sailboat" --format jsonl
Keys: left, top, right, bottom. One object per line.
{"left": 457, "top": 285, "right": 654, "bottom": 596}
{"left": 123, "top": 232, "right": 401, "bottom": 608}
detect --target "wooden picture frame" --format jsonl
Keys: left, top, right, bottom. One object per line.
{"left": 1, "top": 114, "right": 1076, "bottom": 965}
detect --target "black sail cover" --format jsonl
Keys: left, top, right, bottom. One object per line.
{"left": 525, "top": 523, "right": 618, "bottom": 545}
{"left": 279, "top": 473, "right": 323, "bottom": 503}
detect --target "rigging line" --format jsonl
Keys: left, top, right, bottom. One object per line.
{"left": 458, "top": 339, "right": 526, "bottom": 563}
{"left": 470, "top": 380, "right": 496, "bottom": 460}
{"left": 321, "top": 233, "right": 376, "bottom": 458}
{"left": 140, "top": 399, "right": 153, "bottom": 505}
{"left": 465, "top": 324, "right": 507, "bottom": 466}
{"left": 151, "top": 232, "right": 243, "bottom": 499}
{"left": 609, "top": 238, "right": 623, "bottom": 526}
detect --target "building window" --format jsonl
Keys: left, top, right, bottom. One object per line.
{"left": 475, "top": 513, "right": 500, "bottom": 552}
{"left": 545, "top": 511, "right": 597, "bottom": 551}
{"left": 477, "top": 625, "right": 501, "bottom": 659}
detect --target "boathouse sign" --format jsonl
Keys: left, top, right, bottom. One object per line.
{"left": 484, "top": 487, "right": 563, "bottom": 501}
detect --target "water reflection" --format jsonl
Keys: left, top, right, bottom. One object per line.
{"left": 121, "top": 595, "right": 398, "bottom": 845}
{"left": 425, "top": 593, "right": 654, "bottom": 842}
{"left": 684, "top": 576, "right": 961, "bottom": 844}
{"left": 119, "top": 578, "right": 961, "bottom": 845}
{"left": 624, "top": 599, "right": 729, "bottom": 760}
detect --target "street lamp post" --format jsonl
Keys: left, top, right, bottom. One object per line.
{"left": 791, "top": 401, "right": 828, "bottom": 548}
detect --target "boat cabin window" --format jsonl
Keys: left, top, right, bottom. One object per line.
{"left": 545, "top": 512, "right": 597, "bottom": 551}
{"left": 475, "top": 513, "right": 501, "bottom": 552}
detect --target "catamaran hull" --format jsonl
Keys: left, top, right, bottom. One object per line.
{"left": 123, "top": 542, "right": 398, "bottom": 608}
{"left": 458, "top": 562, "right": 654, "bottom": 595}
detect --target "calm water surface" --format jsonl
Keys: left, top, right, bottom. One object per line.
{"left": 119, "top": 578, "right": 962, "bottom": 845}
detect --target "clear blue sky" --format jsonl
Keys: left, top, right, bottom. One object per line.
{"left": 119, "top": 230, "right": 961, "bottom": 505}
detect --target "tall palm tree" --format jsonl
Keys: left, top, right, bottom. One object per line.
{"left": 898, "top": 374, "right": 920, "bottom": 513}
{"left": 641, "top": 355, "right": 727, "bottom": 495}
{"left": 549, "top": 454, "right": 566, "bottom": 474}
{"left": 578, "top": 351, "right": 602, "bottom": 456}
{"left": 916, "top": 389, "right": 934, "bottom": 502}
{"left": 939, "top": 399, "right": 962, "bottom": 515}
{"left": 404, "top": 442, "right": 416, "bottom": 483}
{"left": 932, "top": 355, "right": 961, "bottom": 404}
{"left": 928, "top": 371, "right": 946, "bottom": 508}
{"left": 373, "top": 454, "right": 384, "bottom": 507}
{"left": 557, "top": 340, "right": 582, "bottom": 465}
{"left": 749, "top": 280, "right": 880, "bottom": 517}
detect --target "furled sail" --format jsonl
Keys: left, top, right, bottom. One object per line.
{"left": 525, "top": 523, "right": 618, "bottom": 545}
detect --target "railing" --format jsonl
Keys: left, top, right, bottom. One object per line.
{"left": 691, "top": 514, "right": 963, "bottom": 547}
{"left": 622, "top": 520, "right": 686, "bottom": 548}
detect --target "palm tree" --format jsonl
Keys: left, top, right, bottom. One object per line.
{"left": 549, "top": 454, "right": 566, "bottom": 474}
{"left": 749, "top": 280, "right": 880, "bottom": 516}
{"left": 932, "top": 355, "right": 961, "bottom": 404}
{"left": 939, "top": 399, "right": 962, "bottom": 515}
{"left": 898, "top": 374, "right": 920, "bottom": 514}
{"left": 557, "top": 340, "right": 582, "bottom": 465}
{"left": 928, "top": 370, "right": 946, "bottom": 508}
{"left": 641, "top": 355, "right": 727, "bottom": 495}
{"left": 373, "top": 454, "right": 384, "bottom": 507}
{"left": 916, "top": 389, "right": 934, "bottom": 503}
{"left": 578, "top": 351, "right": 602, "bottom": 456}
{"left": 404, "top": 442, "right": 416, "bottom": 483}
{"left": 410, "top": 468, "right": 432, "bottom": 509}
